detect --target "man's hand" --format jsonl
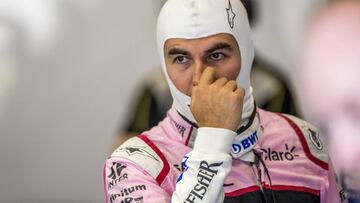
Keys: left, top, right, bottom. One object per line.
{"left": 190, "top": 67, "right": 244, "bottom": 131}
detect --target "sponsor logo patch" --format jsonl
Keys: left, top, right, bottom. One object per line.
{"left": 117, "top": 146, "right": 159, "bottom": 161}
{"left": 108, "top": 163, "right": 128, "bottom": 190}
{"left": 308, "top": 128, "right": 323, "bottom": 150}
{"left": 174, "top": 163, "right": 184, "bottom": 172}
{"left": 109, "top": 185, "right": 146, "bottom": 203}
{"left": 174, "top": 122, "right": 186, "bottom": 137}
{"left": 261, "top": 144, "right": 300, "bottom": 161}
{"left": 232, "top": 131, "right": 258, "bottom": 154}
{"left": 176, "top": 156, "right": 190, "bottom": 183}
{"left": 226, "top": 0, "right": 236, "bottom": 29}
{"left": 339, "top": 189, "right": 346, "bottom": 202}
{"left": 184, "top": 161, "right": 223, "bottom": 203}
{"left": 119, "top": 196, "right": 144, "bottom": 203}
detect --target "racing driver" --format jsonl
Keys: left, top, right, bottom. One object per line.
{"left": 103, "top": 0, "right": 346, "bottom": 202}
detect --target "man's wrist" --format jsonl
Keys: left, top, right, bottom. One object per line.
{"left": 193, "top": 127, "right": 236, "bottom": 154}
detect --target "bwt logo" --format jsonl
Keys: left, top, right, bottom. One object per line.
{"left": 232, "top": 131, "right": 258, "bottom": 154}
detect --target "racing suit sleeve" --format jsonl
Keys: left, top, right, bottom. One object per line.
{"left": 103, "top": 127, "right": 235, "bottom": 203}
{"left": 171, "top": 127, "right": 236, "bottom": 203}
{"left": 103, "top": 158, "right": 171, "bottom": 203}
{"left": 322, "top": 159, "right": 348, "bottom": 203}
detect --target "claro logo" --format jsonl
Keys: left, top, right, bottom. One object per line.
{"left": 261, "top": 144, "right": 299, "bottom": 161}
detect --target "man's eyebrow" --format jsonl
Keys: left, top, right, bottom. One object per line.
{"left": 167, "top": 48, "right": 189, "bottom": 56}
{"left": 206, "top": 42, "right": 232, "bottom": 54}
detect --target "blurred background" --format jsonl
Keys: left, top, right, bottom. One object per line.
{"left": 0, "top": 0, "right": 330, "bottom": 202}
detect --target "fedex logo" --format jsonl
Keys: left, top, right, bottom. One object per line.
{"left": 232, "top": 131, "right": 258, "bottom": 154}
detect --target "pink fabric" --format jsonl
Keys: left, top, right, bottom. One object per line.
{"left": 103, "top": 107, "right": 344, "bottom": 202}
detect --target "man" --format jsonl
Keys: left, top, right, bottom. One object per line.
{"left": 298, "top": 1, "right": 360, "bottom": 202}
{"left": 103, "top": 0, "right": 345, "bottom": 202}
{"left": 116, "top": 0, "right": 298, "bottom": 147}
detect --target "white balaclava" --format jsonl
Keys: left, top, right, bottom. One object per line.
{"left": 157, "top": 0, "right": 255, "bottom": 126}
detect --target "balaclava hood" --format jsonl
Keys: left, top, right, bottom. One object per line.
{"left": 157, "top": 0, "right": 255, "bottom": 126}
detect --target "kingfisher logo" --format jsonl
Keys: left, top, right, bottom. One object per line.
{"left": 184, "top": 161, "right": 223, "bottom": 203}
{"left": 261, "top": 144, "right": 299, "bottom": 161}
{"left": 232, "top": 131, "right": 258, "bottom": 154}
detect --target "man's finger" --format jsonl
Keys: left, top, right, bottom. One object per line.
{"left": 199, "top": 67, "right": 217, "bottom": 85}
{"left": 213, "top": 77, "right": 228, "bottom": 86}
{"left": 234, "top": 87, "right": 245, "bottom": 97}
{"left": 224, "top": 80, "right": 237, "bottom": 91}
{"left": 191, "top": 85, "right": 198, "bottom": 98}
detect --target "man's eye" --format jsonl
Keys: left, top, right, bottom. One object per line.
{"left": 209, "top": 53, "right": 225, "bottom": 61}
{"left": 174, "top": 55, "right": 189, "bottom": 64}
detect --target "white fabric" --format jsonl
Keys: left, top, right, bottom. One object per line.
{"left": 157, "top": 0, "right": 255, "bottom": 126}
{"left": 231, "top": 113, "right": 262, "bottom": 162}
{"left": 194, "top": 127, "right": 237, "bottom": 153}
{"left": 172, "top": 127, "right": 233, "bottom": 203}
{"left": 195, "top": 118, "right": 263, "bottom": 162}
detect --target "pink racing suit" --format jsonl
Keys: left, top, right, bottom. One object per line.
{"left": 103, "top": 107, "right": 347, "bottom": 203}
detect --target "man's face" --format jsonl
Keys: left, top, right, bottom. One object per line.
{"left": 164, "top": 33, "right": 241, "bottom": 96}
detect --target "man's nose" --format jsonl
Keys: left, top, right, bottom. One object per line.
{"left": 192, "top": 61, "right": 206, "bottom": 86}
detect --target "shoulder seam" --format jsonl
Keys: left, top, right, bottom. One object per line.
{"left": 277, "top": 113, "right": 329, "bottom": 170}
{"left": 137, "top": 134, "right": 170, "bottom": 185}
